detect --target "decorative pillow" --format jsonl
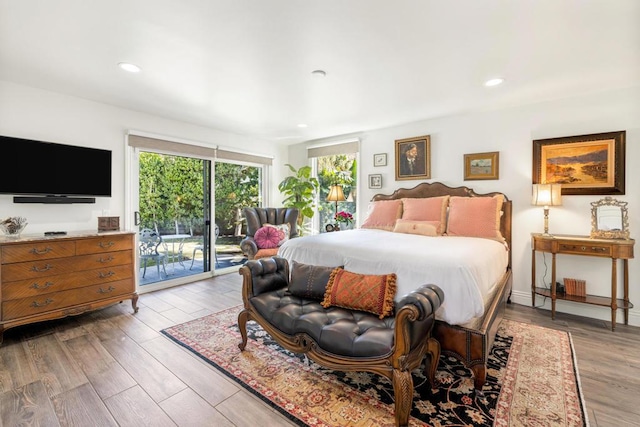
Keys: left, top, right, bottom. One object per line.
{"left": 360, "top": 199, "right": 403, "bottom": 231}
{"left": 446, "top": 195, "right": 505, "bottom": 242}
{"left": 264, "top": 223, "right": 290, "bottom": 246}
{"left": 393, "top": 219, "right": 441, "bottom": 236}
{"left": 321, "top": 268, "right": 397, "bottom": 319}
{"left": 401, "top": 196, "right": 449, "bottom": 232}
{"left": 253, "top": 226, "right": 281, "bottom": 249}
{"left": 287, "top": 261, "right": 341, "bottom": 300}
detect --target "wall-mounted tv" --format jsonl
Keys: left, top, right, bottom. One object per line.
{"left": 0, "top": 135, "right": 112, "bottom": 203}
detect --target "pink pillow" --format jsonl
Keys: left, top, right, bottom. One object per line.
{"left": 393, "top": 219, "right": 441, "bottom": 236}
{"left": 446, "top": 195, "right": 505, "bottom": 242}
{"left": 401, "top": 196, "right": 449, "bottom": 231}
{"left": 361, "top": 199, "right": 403, "bottom": 231}
{"left": 264, "top": 223, "right": 290, "bottom": 246}
{"left": 254, "top": 226, "right": 281, "bottom": 249}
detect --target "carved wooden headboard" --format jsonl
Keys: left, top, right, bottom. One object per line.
{"left": 372, "top": 182, "right": 512, "bottom": 268}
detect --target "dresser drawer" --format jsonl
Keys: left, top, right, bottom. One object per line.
{"left": 1, "top": 241, "right": 76, "bottom": 264}
{"left": 2, "top": 278, "right": 134, "bottom": 320}
{"left": 558, "top": 243, "right": 611, "bottom": 257}
{"left": 2, "top": 264, "right": 134, "bottom": 301}
{"left": 1, "top": 250, "right": 133, "bottom": 281}
{"left": 76, "top": 235, "right": 133, "bottom": 255}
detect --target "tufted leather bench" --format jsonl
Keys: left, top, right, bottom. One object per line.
{"left": 238, "top": 257, "right": 444, "bottom": 427}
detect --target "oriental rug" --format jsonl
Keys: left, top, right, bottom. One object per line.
{"left": 162, "top": 307, "right": 588, "bottom": 426}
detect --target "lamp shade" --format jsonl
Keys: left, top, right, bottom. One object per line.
{"left": 531, "top": 183, "right": 562, "bottom": 207}
{"left": 326, "top": 185, "right": 346, "bottom": 202}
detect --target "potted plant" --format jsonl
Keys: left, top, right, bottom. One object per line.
{"left": 278, "top": 164, "right": 319, "bottom": 235}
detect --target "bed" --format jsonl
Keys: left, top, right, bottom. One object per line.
{"left": 278, "top": 181, "right": 512, "bottom": 390}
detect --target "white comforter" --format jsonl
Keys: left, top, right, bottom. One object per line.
{"left": 278, "top": 228, "right": 509, "bottom": 325}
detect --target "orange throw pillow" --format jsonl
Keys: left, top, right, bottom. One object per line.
{"left": 321, "top": 268, "right": 397, "bottom": 319}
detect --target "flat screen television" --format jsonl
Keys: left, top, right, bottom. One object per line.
{"left": 0, "top": 135, "right": 112, "bottom": 203}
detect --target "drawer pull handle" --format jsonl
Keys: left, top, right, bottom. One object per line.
{"left": 581, "top": 246, "right": 586, "bottom": 251}
{"left": 30, "top": 281, "right": 53, "bottom": 290}
{"left": 31, "top": 264, "right": 52, "bottom": 272}
{"left": 30, "top": 298, "right": 53, "bottom": 308}
{"left": 99, "top": 241, "right": 115, "bottom": 249}
{"left": 29, "top": 247, "right": 52, "bottom": 255}
{"left": 99, "top": 271, "right": 115, "bottom": 278}
{"left": 98, "top": 286, "right": 115, "bottom": 294}
{"left": 98, "top": 256, "right": 115, "bottom": 263}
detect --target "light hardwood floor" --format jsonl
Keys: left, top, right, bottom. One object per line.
{"left": 0, "top": 272, "right": 638, "bottom": 426}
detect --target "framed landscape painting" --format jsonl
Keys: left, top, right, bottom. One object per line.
{"left": 533, "top": 131, "right": 625, "bottom": 195}
{"left": 464, "top": 151, "right": 499, "bottom": 180}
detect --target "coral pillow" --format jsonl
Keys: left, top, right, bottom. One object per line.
{"left": 264, "top": 223, "right": 290, "bottom": 246}
{"left": 253, "top": 226, "right": 281, "bottom": 249}
{"left": 361, "top": 199, "right": 403, "bottom": 231}
{"left": 393, "top": 219, "right": 441, "bottom": 236}
{"left": 446, "top": 195, "right": 505, "bottom": 242}
{"left": 321, "top": 268, "right": 397, "bottom": 319}
{"left": 401, "top": 196, "right": 449, "bottom": 231}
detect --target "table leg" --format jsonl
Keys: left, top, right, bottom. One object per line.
{"left": 624, "top": 259, "right": 629, "bottom": 325}
{"left": 611, "top": 258, "right": 617, "bottom": 331}
{"left": 531, "top": 248, "right": 536, "bottom": 307}
{"left": 551, "top": 253, "right": 556, "bottom": 320}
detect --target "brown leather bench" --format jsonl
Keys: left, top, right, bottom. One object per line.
{"left": 238, "top": 257, "right": 444, "bottom": 427}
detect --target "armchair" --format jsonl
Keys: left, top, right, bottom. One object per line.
{"left": 240, "top": 207, "right": 299, "bottom": 260}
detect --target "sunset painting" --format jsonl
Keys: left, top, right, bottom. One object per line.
{"left": 541, "top": 140, "right": 614, "bottom": 188}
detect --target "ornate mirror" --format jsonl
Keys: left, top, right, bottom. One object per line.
{"left": 590, "top": 197, "right": 630, "bottom": 239}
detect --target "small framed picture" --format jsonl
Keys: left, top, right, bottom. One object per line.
{"left": 464, "top": 151, "right": 500, "bottom": 180}
{"left": 368, "top": 174, "right": 382, "bottom": 189}
{"left": 373, "top": 153, "right": 387, "bottom": 167}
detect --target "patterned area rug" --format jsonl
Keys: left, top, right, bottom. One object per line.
{"left": 162, "top": 307, "right": 588, "bottom": 427}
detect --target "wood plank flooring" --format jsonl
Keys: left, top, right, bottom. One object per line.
{"left": 0, "top": 272, "right": 638, "bottom": 426}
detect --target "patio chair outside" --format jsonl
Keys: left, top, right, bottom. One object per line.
{"left": 139, "top": 228, "right": 168, "bottom": 278}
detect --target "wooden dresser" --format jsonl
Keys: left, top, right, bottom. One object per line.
{"left": 0, "top": 231, "right": 138, "bottom": 344}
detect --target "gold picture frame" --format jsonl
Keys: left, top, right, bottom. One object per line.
{"left": 463, "top": 151, "right": 499, "bottom": 180}
{"left": 533, "top": 131, "right": 625, "bottom": 195}
{"left": 395, "top": 135, "right": 430, "bottom": 180}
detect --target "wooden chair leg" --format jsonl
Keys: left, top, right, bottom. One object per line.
{"left": 237, "top": 310, "right": 250, "bottom": 351}
{"left": 392, "top": 369, "right": 413, "bottom": 427}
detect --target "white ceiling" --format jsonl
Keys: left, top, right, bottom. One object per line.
{"left": 1, "top": 1, "right": 639, "bottom": 145}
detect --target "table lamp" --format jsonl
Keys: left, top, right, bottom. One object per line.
{"left": 531, "top": 183, "right": 562, "bottom": 236}
{"left": 326, "top": 185, "right": 346, "bottom": 222}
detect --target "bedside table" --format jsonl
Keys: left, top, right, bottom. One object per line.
{"left": 531, "top": 233, "right": 635, "bottom": 331}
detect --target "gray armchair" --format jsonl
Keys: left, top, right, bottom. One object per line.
{"left": 240, "top": 207, "right": 299, "bottom": 260}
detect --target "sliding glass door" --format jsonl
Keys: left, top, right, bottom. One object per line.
{"left": 133, "top": 149, "right": 212, "bottom": 291}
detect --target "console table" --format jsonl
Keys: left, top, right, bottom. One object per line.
{"left": 0, "top": 230, "right": 138, "bottom": 344}
{"left": 531, "top": 233, "right": 635, "bottom": 331}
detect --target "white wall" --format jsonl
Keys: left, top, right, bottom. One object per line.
{"left": 0, "top": 81, "right": 289, "bottom": 234}
{"left": 290, "top": 86, "right": 640, "bottom": 327}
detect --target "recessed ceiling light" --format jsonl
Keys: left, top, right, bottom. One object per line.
{"left": 297, "top": 123, "right": 308, "bottom": 128}
{"left": 484, "top": 78, "right": 504, "bottom": 87}
{"left": 311, "top": 70, "right": 327, "bottom": 78}
{"left": 118, "top": 62, "right": 141, "bottom": 73}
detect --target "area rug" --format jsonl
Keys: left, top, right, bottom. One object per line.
{"left": 161, "top": 307, "right": 588, "bottom": 426}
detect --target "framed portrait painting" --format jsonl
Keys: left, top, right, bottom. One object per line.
{"left": 464, "top": 151, "right": 499, "bottom": 180}
{"left": 533, "top": 131, "right": 625, "bottom": 195}
{"left": 395, "top": 135, "right": 430, "bottom": 180}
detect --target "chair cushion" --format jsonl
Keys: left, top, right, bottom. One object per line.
{"left": 322, "top": 269, "right": 397, "bottom": 319}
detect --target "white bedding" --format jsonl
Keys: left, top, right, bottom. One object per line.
{"left": 277, "top": 228, "right": 509, "bottom": 325}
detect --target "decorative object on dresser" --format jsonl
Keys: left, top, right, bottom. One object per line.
{"left": 395, "top": 135, "right": 430, "bottom": 180}
{"left": 531, "top": 233, "right": 634, "bottom": 331}
{"left": 0, "top": 231, "right": 138, "bottom": 344}
{"left": 532, "top": 130, "right": 626, "bottom": 195}
{"left": 98, "top": 216, "right": 120, "bottom": 232}
{"left": 591, "top": 196, "right": 630, "bottom": 240}
{"left": 0, "top": 216, "right": 28, "bottom": 238}
{"left": 531, "top": 183, "right": 563, "bottom": 236}
{"left": 463, "top": 151, "right": 499, "bottom": 180}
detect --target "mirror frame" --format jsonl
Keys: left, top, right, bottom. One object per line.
{"left": 590, "top": 197, "right": 630, "bottom": 239}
